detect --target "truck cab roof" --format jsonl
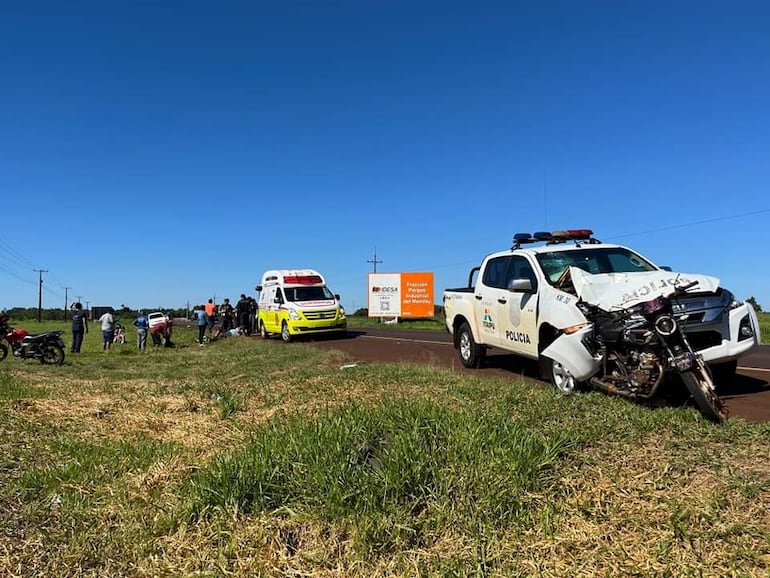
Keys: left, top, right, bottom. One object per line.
{"left": 481, "top": 230, "right": 662, "bottom": 286}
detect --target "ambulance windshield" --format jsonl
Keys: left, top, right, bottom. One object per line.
{"left": 284, "top": 286, "right": 335, "bottom": 302}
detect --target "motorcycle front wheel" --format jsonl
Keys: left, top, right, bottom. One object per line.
{"left": 680, "top": 370, "right": 727, "bottom": 423}
{"left": 0, "top": 342, "right": 7, "bottom": 362}
{"left": 41, "top": 344, "right": 65, "bottom": 366}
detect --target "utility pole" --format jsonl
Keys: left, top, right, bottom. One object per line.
{"left": 367, "top": 247, "right": 383, "bottom": 273}
{"left": 64, "top": 287, "right": 71, "bottom": 321}
{"left": 34, "top": 269, "right": 47, "bottom": 323}
{"left": 85, "top": 301, "right": 90, "bottom": 320}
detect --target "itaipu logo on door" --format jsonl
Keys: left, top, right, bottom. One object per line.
{"left": 482, "top": 309, "right": 495, "bottom": 330}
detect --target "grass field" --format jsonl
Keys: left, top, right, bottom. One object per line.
{"left": 1, "top": 321, "right": 769, "bottom": 577}
{"left": 758, "top": 312, "right": 770, "bottom": 345}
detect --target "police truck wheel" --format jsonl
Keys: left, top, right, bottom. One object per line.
{"left": 547, "top": 358, "right": 577, "bottom": 395}
{"left": 457, "top": 322, "right": 483, "bottom": 368}
{"left": 281, "top": 322, "right": 292, "bottom": 343}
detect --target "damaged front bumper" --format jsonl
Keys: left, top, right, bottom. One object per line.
{"left": 690, "top": 302, "right": 760, "bottom": 365}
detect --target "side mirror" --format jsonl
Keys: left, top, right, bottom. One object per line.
{"left": 255, "top": 285, "right": 263, "bottom": 292}
{"left": 660, "top": 266, "right": 672, "bottom": 272}
{"left": 509, "top": 278, "right": 533, "bottom": 293}
{"left": 334, "top": 294, "right": 340, "bottom": 300}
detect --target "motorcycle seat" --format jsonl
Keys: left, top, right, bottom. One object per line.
{"left": 24, "top": 331, "right": 62, "bottom": 341}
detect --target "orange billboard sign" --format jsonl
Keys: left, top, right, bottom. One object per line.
{"left": 368, "top": 272, "right": 434, "bottom": 318}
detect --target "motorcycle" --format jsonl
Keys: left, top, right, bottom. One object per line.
{"left": 542, "top": 270, "right": 727, "bottom": 423}
{"left": 0, "top": 322, "right": 66, "bottom": 366}
{"left": 113, "top": 323, "right": 126, "bottom": 344}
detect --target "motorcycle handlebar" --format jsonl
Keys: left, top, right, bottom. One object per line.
{"left": 673, "top": 280, "right": 699, "bottom": 295}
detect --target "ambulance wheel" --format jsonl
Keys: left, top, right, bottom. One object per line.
{"left": 259, "top": 320, "right": 268, "bottom": 339}
{"left": 281, "top": 322, "right": 292, "bottom": 343}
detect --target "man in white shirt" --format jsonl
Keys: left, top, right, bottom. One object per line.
{"left": 99, "top": 309, "right": 115, "bottom": 351}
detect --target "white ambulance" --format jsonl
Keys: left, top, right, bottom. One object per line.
{"left": 256, "top": 269, "right": 347, "bottom": 342}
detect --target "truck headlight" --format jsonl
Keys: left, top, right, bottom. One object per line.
{"left": 739, "top": 314, "right": 755, "bottom": 340}
{"left": 289, "top": 309, "right": 302, "bottom": 320}
{"left": 339, "top": 307, "right": 346, "bottom": 317}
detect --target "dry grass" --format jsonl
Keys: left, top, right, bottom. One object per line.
{"left": 1, "top": 330, "right": 769, "bottom": 576}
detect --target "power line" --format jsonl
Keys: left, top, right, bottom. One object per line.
{"left": 605, "top": 208, "right": 770, "bottom": 241}
{"left": 0, "top": 237, "right": 36, "bottom": 269}
{"left": 0, "top": 262, "right": 35, "bottom": 285}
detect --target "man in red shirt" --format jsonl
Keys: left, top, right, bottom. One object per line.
{"left": 150, "top": 316, "right": 174, "bottom": 348}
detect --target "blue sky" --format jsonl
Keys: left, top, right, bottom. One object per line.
{"left": 1, "top": 1, "right": 768, "bottom": 314}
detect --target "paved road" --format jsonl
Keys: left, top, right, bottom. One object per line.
{"left": 303, "top": 327, "right": 770, "bottom": 423}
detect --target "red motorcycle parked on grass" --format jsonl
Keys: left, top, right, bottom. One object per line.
{"left": 0, "top": 314, "right": 66, "bottom": 366}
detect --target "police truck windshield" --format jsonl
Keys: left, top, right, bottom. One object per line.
{"left": 537, "top": 247, "right": 658, "bottom": 284}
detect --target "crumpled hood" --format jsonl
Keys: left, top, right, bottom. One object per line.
{"left": 569, "top": 267, "right": 721, "bottom": 311}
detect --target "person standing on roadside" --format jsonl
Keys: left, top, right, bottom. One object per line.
{"left": 70, "top": 302, "right": 88, "bottom": 353}
{"left": 99, "top": 308, "right": 115, "bottom": 351}
{"left": 219, "top": 298, "right": 234, "bottom": 332}
{"left": 195, "top": 306, "right": 208, "bottom": 345}
{"left": 164, "top": 311, "right": 175, "bottom": 345}
{"left": 204, "top": 298, "right": 217, "bottom": 336}
{"left": 133, "top": 310, "right": 149, "bottom": 351}
{"left": 248, "top": 296, "right": 257, "bottom": 336}
{"left": 236, "top": 293, "right": 250, "bottom": 333}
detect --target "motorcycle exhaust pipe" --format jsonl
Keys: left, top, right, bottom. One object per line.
{"left": 589, "top": 362, "right": 665, "bottom": 401}
{"left": 589, "top": 377, "right": 629, "bottom": 398}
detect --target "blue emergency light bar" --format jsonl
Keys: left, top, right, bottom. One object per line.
{"left": 511, "top": 229, "right": 596, "bottom": 249}
{"left": 513, "top": 233, "right": 536, "bottom": 243}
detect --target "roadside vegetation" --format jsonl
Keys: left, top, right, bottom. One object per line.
{"left": 1, "top": 322, "right": 769, "bottom": 576}
{"left": 758, "top": 312, "right": 770, "bottom": 344}
{"left": 347, "top": 314, "right": 446, "bottom": 331}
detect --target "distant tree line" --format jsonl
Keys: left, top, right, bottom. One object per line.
{"left": 351, "top": 305, "right": 444, "bottom": 317}
{"left": 3, "top": 306, "right": 191, "bottom": 322}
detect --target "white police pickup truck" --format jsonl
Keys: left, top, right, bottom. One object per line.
{"left": 443, "top": 229, "right": 760, "bottom": 386}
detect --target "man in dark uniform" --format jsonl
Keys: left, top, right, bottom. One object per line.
{"left": 218, "top": 298, "right": 234, "bottom": 332}
{"left": 236, "top": 294, "right": 250, "bottom": 334}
